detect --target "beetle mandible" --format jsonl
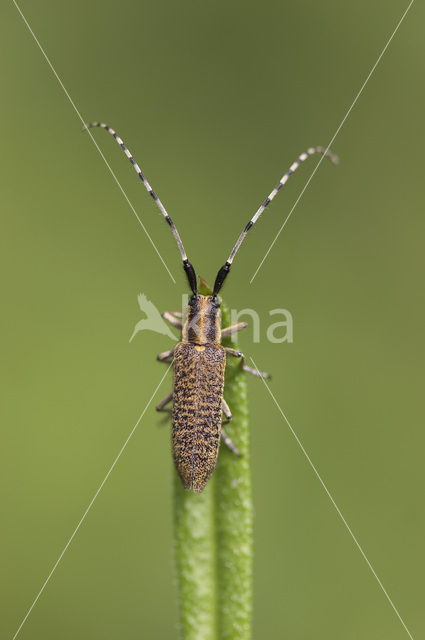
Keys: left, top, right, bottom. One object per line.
{"left": 84, "top": 121, "right": 338, "bottom": 492}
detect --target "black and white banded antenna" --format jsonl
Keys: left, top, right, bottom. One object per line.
{"left": 83, "top": 122, "right": 197, "bottom": 295}
{"left": 212, "top": 146, "right": 339, "bottom": 297}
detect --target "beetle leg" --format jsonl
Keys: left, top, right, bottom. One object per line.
{"left": 221, "top": 397, "right": 232, "bottom": 423}
{"left": 156, "top": 391, "right": 173, "bottom": 412}
{"left": 225, "top": 347, "right": 243, "bottom": 358}
{"left": 221, "top": 321, "right": 248, "bottom": 338}
{"left": 242, "top": 362, "right": 270, "bottom": 378}
{"left": 221, "top": 399, "right": 241, "bottom": 455}
{"left": 225, "top": 347, "right": 270, "bottom": 379}
{"left": 221, "top": 427, "right": 241, "bottom": 457}
{"left": 162, "top": 311, "right": 183, "bottom": 330}
{"left": 157, "top": 347, "right": 175, "bottom": 362}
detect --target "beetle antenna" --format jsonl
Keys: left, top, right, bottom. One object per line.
{"left": 213, "top": 146, "right": 338, "bottom": 296}
{"left": 83, "top": 121, "right": 197, "bottom": 295}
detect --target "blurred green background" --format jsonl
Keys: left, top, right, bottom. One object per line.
{"left": 1, "top": 1, "right": 423, "bottom": 638}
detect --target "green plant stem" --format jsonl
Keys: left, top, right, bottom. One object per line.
{"left": 173, "top": 477, "right": 217, "bottom": 640}
{"left": 173, "top": 282, "right": 253, "bottom": 640}
{"left": 215, "top": 300, "right": 253, "bottom": 640}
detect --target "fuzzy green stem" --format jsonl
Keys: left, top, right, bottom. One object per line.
{"left": 173, "top": 476, "right": 217, "bottom": 640}
{"left": 215, "top": 299, "right": 253, "bottom": 640}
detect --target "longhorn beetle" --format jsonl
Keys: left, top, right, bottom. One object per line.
{"left": 84, "top": 121, "right": 338, "bottom": 492}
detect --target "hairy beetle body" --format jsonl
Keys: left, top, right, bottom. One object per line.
{"left": 172, "top": 295, "right": 224, "bottom": 492}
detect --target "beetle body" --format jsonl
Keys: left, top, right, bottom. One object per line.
{"left": 173, "top": 295, "right": 225, "bottom": 492}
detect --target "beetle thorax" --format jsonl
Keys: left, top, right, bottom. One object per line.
{"left": 182, "top": 295, "right": 221, "bottom": 345}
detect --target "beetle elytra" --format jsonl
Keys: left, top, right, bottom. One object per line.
{"left": 84, "top": 121, "right": 338, "bottom": 492}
